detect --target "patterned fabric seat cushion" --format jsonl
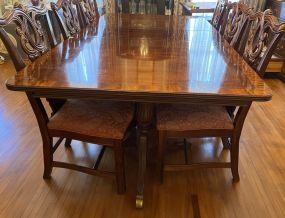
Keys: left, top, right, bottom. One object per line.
{"left": 48, "top": 100, "right": 134, "bottom": 140}
{"left": 156, "top": 104, "right": 233, "bottom": 131}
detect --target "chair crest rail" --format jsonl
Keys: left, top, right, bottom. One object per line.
{"left": 0, "top": 4, "right": 48, "bottom": 61}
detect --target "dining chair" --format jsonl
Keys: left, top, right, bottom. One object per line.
{"left": 0, "top": 4, "right": 50, "bottom": 70}
{"left": 211, "top": 0, "right": 229, "bottom": 35}
{"left": 243, "top": 9, "right": 285, "bottom": 77}
{"left": 222, "top": 8, "right": 285, "bottom": 146}
{"left": 51, "top": 0, "right": 81, "bottom": 40}
{"left": 156, "top": 9, "right": 285, "bottom": 184}
{"left": 223, "top": 2, "right": 254, "bottom": 53}
{"left": 75, "top": 0, "right": 100, "bottom": 27}
{"left": 0, "top": 4, "right": 135, "bottom": 194}
{"left": 0, "top": 4, "right": 63, "bottom": 113}
{"left": 156, "top": 103, "right": 251, "bottom": 183}
{"left": 156, "top": 7, "right": 253, "bottom": 178}
{"left": 221, "top": 2, "right": 253, "bottom": 120}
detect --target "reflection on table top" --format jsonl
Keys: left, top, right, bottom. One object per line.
{"left": 6, "top": 14, "right": 272, "bottom": 103}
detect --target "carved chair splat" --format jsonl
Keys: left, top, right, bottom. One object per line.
{"left": 211, "top": 0, "right": 229, "bottom": 34}
{"left": 224, "top": 2, "right": 254, "bottom": 53}
{"left": 243, "top": 9, "right": 285, "bottom": 76}
{"left": 76, "top": 0, "right": 99, "bottom": 27}
{"left": 51, "top": 0, "right": 81, "bottom": 40}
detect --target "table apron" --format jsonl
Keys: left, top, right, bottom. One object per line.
{"left": 25, "top": 90, "right": 264, "bottom": 106}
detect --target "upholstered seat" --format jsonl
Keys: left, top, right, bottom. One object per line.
{"left": 156, "top": 104, "right": 233, "bottom": 131}
{"left": 48, "top": 100, "right": 134, "bottom": 140}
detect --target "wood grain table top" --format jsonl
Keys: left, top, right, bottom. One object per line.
{"left": 6, "top": 14, "right": 272, "bottom": 104}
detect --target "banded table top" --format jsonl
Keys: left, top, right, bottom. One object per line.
{"left": 6, "top": 14, "right": 272, "bottom": 105}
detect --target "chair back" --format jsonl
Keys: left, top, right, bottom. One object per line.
{"left": 51, "top": 0, "right": 80, "bottom": 40}
{"left": 212, "top": 0, "right": 229, "bottom": 34}
{"left": 224, "top": 3, "right": 253, "bottom": 52}
{"left": 243, "top": 9, "right": 285, "bottom": 76}
{"left": 77, "top": 0, "right": 99, "bottom": 27}
{"left": 0, "top": 4, "right": 51, "bottom": 71}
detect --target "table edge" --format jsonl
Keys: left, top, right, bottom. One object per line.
{"left": 6, "top": 82, "right": 272, "bottom": 104}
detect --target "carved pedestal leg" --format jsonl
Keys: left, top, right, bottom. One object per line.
{"left": 135, "top": 103, "right": 154, "bottom": 208}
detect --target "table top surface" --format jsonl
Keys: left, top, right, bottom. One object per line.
{"left": 6, "top": 14, "right": 272, "bottom": 104}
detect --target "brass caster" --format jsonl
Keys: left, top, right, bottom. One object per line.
{"left": 136, "top": 196, "right": 143, "bottom": 208}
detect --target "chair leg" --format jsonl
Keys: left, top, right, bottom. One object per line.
{"left": 226, "top": 106, "right": 236, "bottom": 119}
{"left": 158, "top": 131, "right": 166, "bottom": 184}
{"left": 222, "top": 137, "right": 230, "bottom": 150}
{"left": 65, "top": 138, "right": 72, "bottom": 147}
{"left": 230, "top": 136, "right": 240, "bottom": 183}
{"left": 183, "top": 138, "right": 192, "bottom": 164}
{"left": 43, "top": 137, "right": 53, "bottom": 179}
{"left": 114, "top": 142, "right": 126, "bottom": 194}
{"left": 230, "top": 105, "right": 251, "bottom": 182}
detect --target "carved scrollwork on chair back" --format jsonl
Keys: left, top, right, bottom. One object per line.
{"left": 224, "top": 3, "right": 253, "bottom": 44}
{"left": 243, "top": 9, "right": 285, "bottom": 76}
{"left": 212, "top": 0, "right": 228, "bottom": 31}
{"left": 81, "top": 0, "right": 99, "bottom": 24}
{"left": 51, "top": 0, "right": 80, "bottom": 39}
{"left": 0, "top": 4, "right": 49, "bottom": 62}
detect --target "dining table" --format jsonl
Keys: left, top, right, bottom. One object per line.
{"left": 6, "top": 14, "right": 272, "bottom": 208}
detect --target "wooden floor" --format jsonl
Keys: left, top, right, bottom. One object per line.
{"left": 1, "top": 62, "right": 285, "bottom": 218}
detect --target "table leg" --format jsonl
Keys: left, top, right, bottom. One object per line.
{"left": 278, "top": 62, "right": 285, "bottom": 82}
{"left": 135, "top": 103, "right": 154, "bottom": 209}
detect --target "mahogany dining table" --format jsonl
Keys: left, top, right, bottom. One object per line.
{"left": 6, "top": 14, "right": 272, "bottom": 208}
